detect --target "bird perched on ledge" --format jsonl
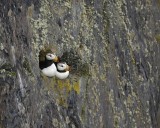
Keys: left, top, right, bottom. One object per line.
{"left": 55, "top": 62, "right": 70, "bottom": 79}
{"left": 39, "top": 53, "right": 59, "bottom": 77}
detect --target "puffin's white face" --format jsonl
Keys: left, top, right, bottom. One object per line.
{"left": 46, "top": 53, "right": 56, "bottom": 60}
{"left": 57, "top": 62, "right": 70, "bottom": 71}
{"left": 46, "top": 53, "right": 59, "bottom": 62}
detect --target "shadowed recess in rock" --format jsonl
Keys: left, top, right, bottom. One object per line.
{"left": 60, "top": 49, "right": 90, "bottom": 76}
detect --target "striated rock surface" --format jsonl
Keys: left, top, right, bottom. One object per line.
{"left": 0, "top": 0, "right": 160, "bottom": 128}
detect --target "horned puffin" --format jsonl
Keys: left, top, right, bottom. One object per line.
{"left": 40, "top": 53, "right": 59, "bottom": 77}
{"left": 55, "top": 62, "right": 70, "bottom": 79}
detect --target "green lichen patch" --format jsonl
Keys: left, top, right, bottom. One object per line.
{"left": 81, "top": 105, "right": 86, "bottom": 120}
{"left": 102, "top": 1, "right": 110, "bottom": 38}
{"left": 79, "top": 63, "right": 90, "bottom": 76}
{"left": 0, "top": 63, "right": 16, "bottom": 78}
{"left": 52, "top": 118, "right": 60, "bottom": 127}
{"left": 158, "top": 0, "right": 160, "bottom": 7}
{"left": 0, "top": 70, "right": 17, "bottom": 78}
{"left": 1, "top": 63, "right": 12, "bottom": 70}
{"left": 6, "top": 71, "right": 17, "bottom": 77}
{"left": 23, "top": 57, "right": 33, "bottom": 75}
{"left": 155, "top": 34, "right": 160, "bottom": 43}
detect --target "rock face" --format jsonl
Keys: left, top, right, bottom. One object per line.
{"left": 0, "top": 0, "right": 160, "bottom": 128}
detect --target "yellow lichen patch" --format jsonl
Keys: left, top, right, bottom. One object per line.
{"left": 57, "top": 79, "right": 65, "bottom": 90}
{"left": 56, "top": 78, "right": 80, "bottom": 94}
{"left": 42, "top": 76, "right": 80, "bottom": 107}
{"left": 65, "top": 79, "right": 72, "bottom": 93}
{"left": 129, "top": 45, "right": 136, "bottom": 65}
{"left": 155, "top": 34, "right": 160, "bottom": 43}
{"left": 27, "top": 4, "right": 34, "bottom": 18}
{"left": 52, "top": 118, "right": 59, "bottom": 127}
{"left": 58, "top": 96, "right": 67, "bottom": 107}
{"left": 158, "top": 0, "right": 160, "bottom": 7}
{"left": 8, "top": 9, "right": 12, "bottom": 17}
{"left": 56, "top": 79, "right": 71, "bottom": 92}
{"left": 72, "top": 81, "right": 80, "bottom": 94}
{"left": 100, "top": 73, "right": 106, "bottom": 82}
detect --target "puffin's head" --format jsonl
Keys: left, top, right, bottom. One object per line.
{"left": 57, "top": 62, "right": 70, "bottom": 71}
{"left": 46, "top": 53, "right": 59, "bottom": 62}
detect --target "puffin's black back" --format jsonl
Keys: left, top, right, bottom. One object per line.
{"left": 39, "top": 58, "right": 54, "bottom": 70}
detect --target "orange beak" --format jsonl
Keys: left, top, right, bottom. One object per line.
{"left": 53, "top": 56, "right": 59, "bottom": 62}
{"left": 65, "top": 65, "right": 71, "bottom": 71}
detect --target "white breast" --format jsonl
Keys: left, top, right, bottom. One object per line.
{"left": 41, "top": 63, "right": 57, "bottom": 77}
{"left": 55, "top": 71, "right": 69, "bottom": 79}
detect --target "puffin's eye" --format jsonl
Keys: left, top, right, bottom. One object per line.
{"left": 59, "top": 65, "right": 63, "bottom": 67}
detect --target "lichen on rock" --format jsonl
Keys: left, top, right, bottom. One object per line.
{"left": 0, "top": 0, "right": 160, "bottom": 128}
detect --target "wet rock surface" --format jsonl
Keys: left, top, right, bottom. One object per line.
{"left": 0, "top": 0, "right": 160, "bottom": 128}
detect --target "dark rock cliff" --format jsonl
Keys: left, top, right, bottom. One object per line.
{"left": 0, "top": 0, "right": 160, "bottom": 128}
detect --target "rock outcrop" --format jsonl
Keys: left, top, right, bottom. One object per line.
{"left": 0, "top": 0, "right": 160, "bottom": 128}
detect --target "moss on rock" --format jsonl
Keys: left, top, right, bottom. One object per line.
{"left": 155, "top": 34, "right": 160, "bottom": 43}
{"left": 23, "top": 57, "right": 32, "bottom": 75}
